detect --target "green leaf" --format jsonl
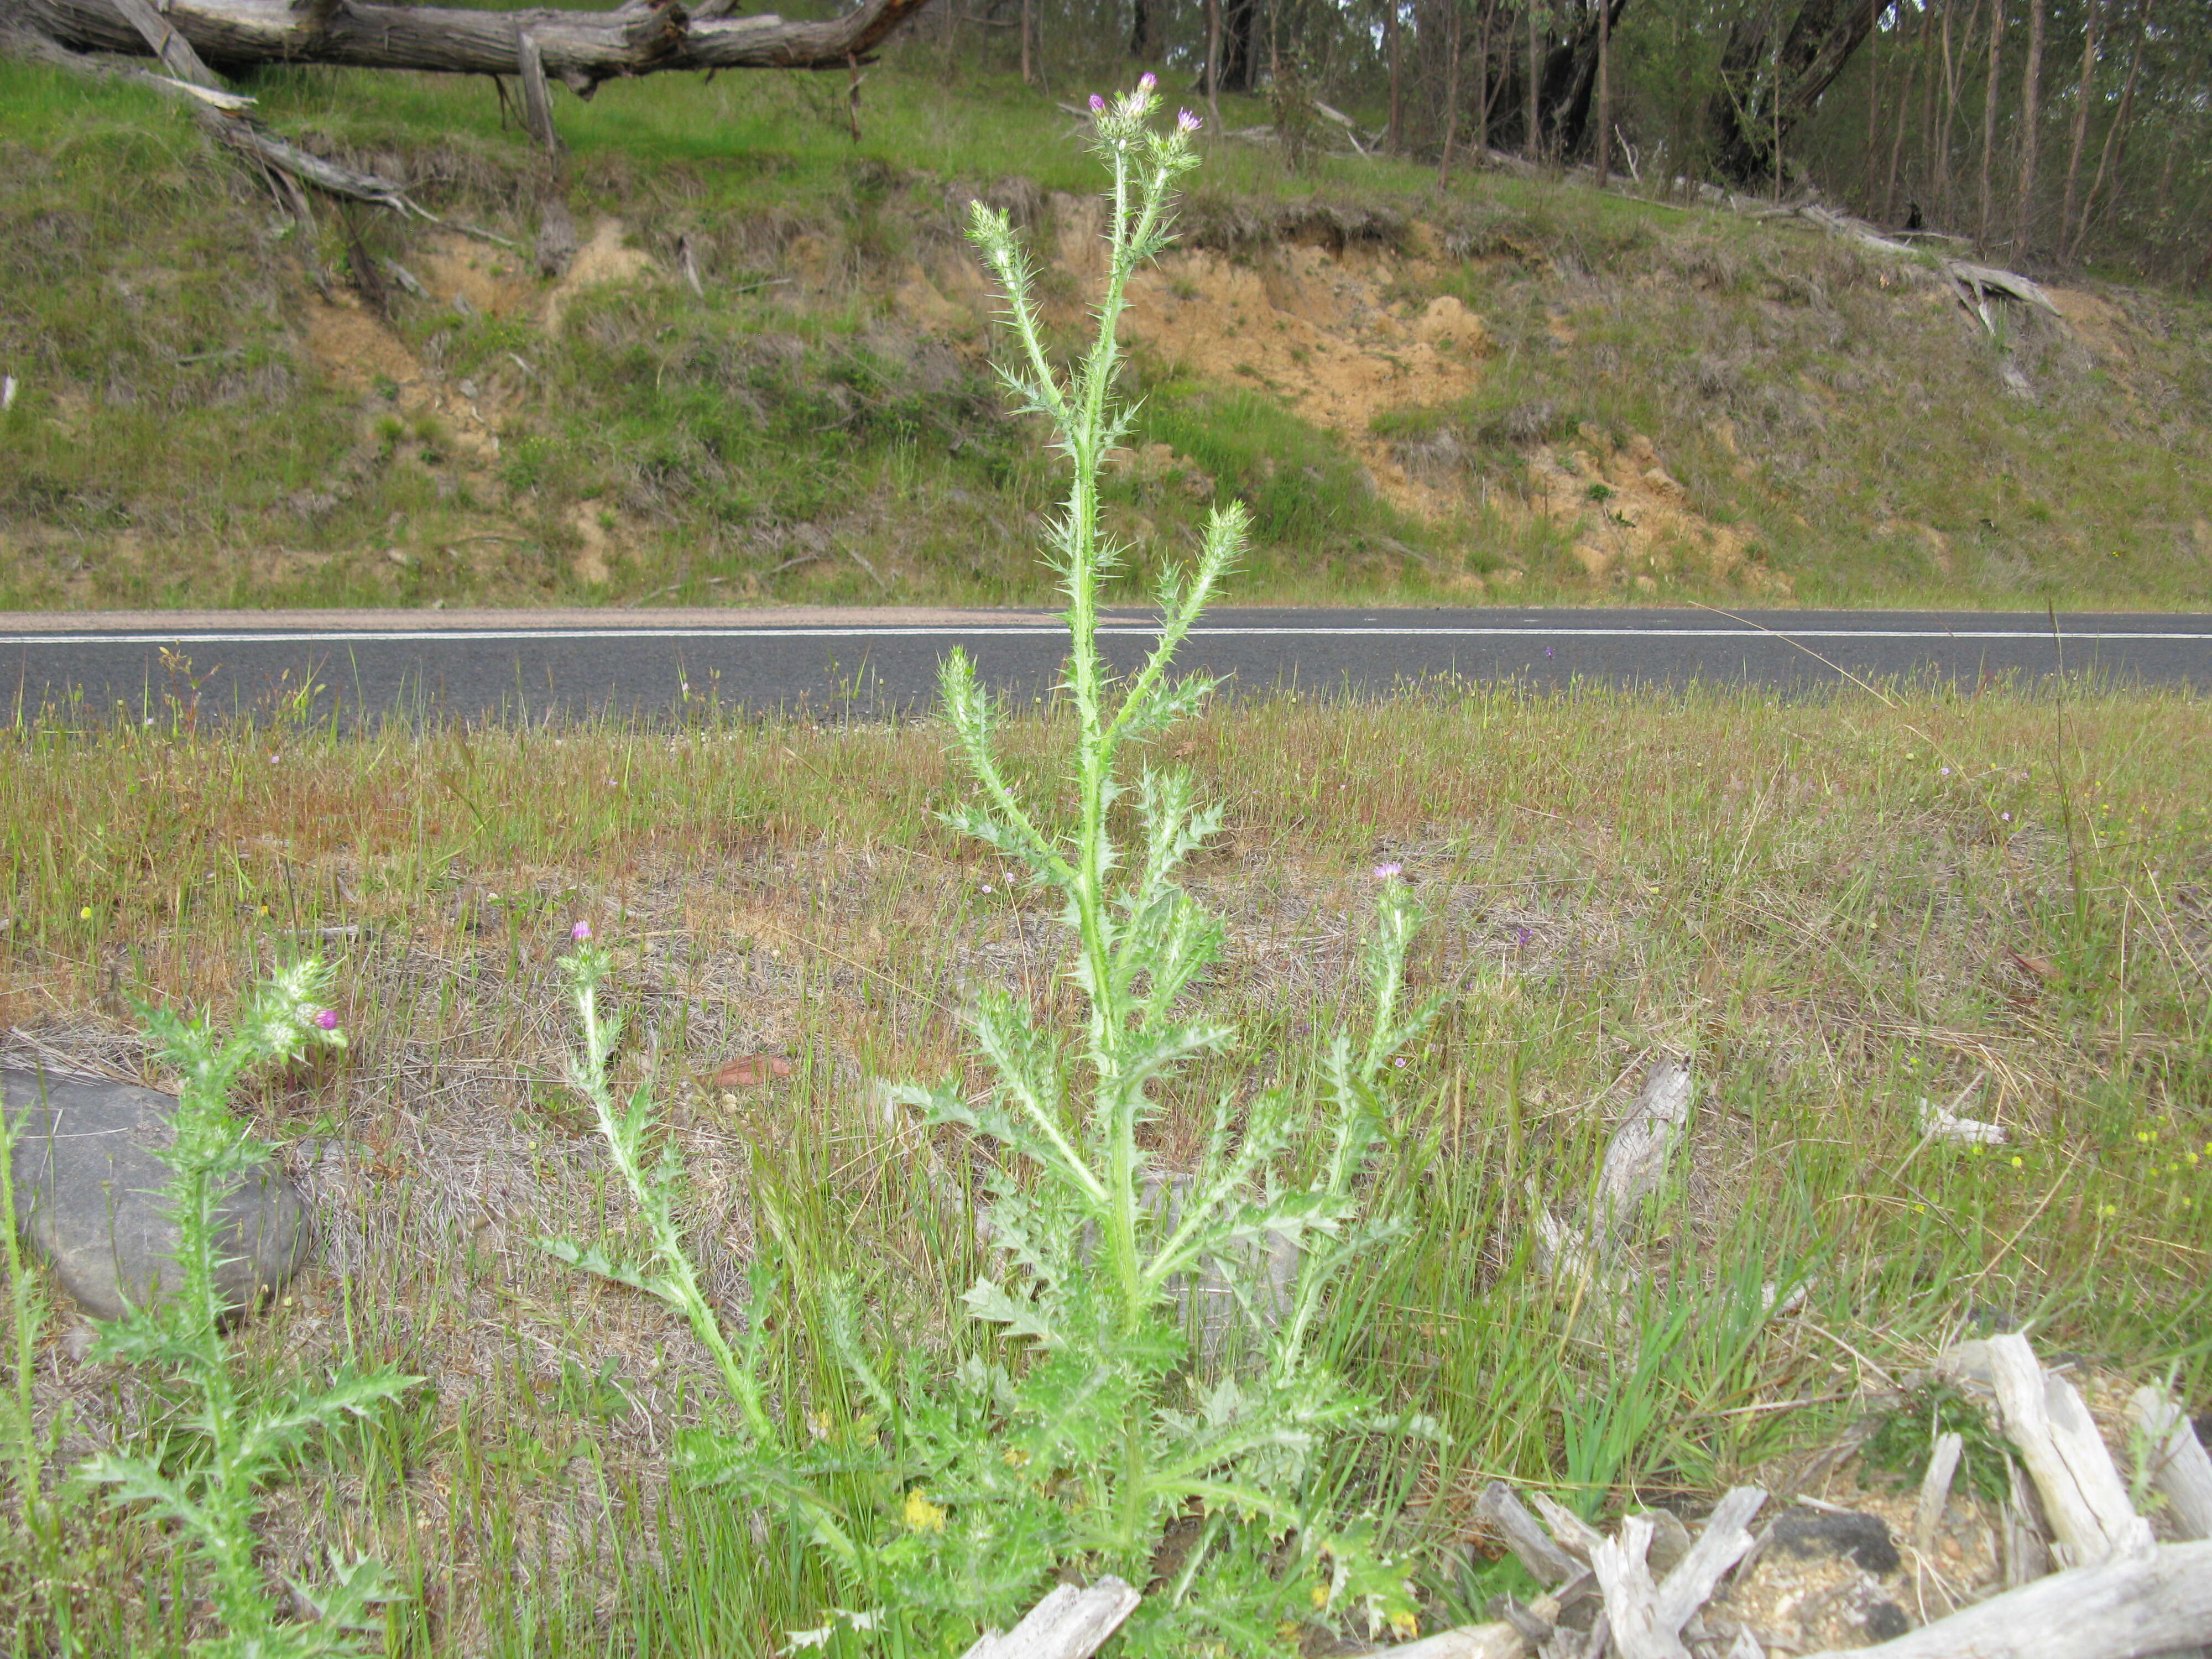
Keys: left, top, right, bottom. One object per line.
{"left": 536, "top": 1238, "right": 684, "bottom": 1306}
{"left": 963, "top": 1278, "right": 1058, "bottom": 1345}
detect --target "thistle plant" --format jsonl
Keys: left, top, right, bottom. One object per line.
{"left": 79, "top": 963, "right": 418, "bottom": 1658}
{"left": 554, "top": 81, "right": 1440, "bottom": 1653}
{"left": 1, "top": 1078, "right": 56, "bottom": 1530}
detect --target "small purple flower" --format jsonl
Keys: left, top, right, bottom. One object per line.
{"left": 1544, "top": 646, "right": 1555, "bottom": 659}
{"left": 1177, "top": 108, "right": 1202, "bottom": 133}
{"left": 572, "top": 920, "right": 592, "bottom": 942}
{"left": 1089, "top": 93, "right": 1106, "bottom": 113}
{"left": 312, "top": 1008, "right": 339, "bottom": 1031}
{"left": 1394, "top": 1056, "right": 1407, "bottom": 1068}
{"left": 1138, "top": 71, "right": 1157, "bottom": 92}
{"left": 1373, "top": 861, "right": 1403, "bottom": 880}
{"left": 2000, "top": 811, "right": 2013, "bottom": 822}
{"left": 1940, "top": 766, "right": 1952, "bottom": 776}
{"left": 1514, "top": 926, "right": 1533, "bottom": 947}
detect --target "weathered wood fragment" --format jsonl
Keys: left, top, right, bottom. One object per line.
{"left": 2002, "top": 1459, "right": 2052, "bottom": 1588}
{"left": 1479, "top": 1480, "right": 1581, "bottom": 1586}
{"left": 515, "top": 31, "right": 559, "bottom": 160}
{"left": 1370, "top": 1622, "right": 1529, "bottom": 1658}
{"left": 1588, "top": 1517, "right": 1689, "bottom": 1659}
{"left": 1653, "top": 1486, "right": 1765, "bottom": 1630}
{"left": 2128, "top": 1387, "right": 2212, "bottom": 1540}
{"left": 1590, "top": 1058, "right": 1693, "bottom": 1239}
{"left": 958, "top": 1576, "right": 1139, "bottom": 1659}
{"left": 1914, "top": 1431, "right": 1964, "bottom": 1560}
{"left": 1531, "top": 1491, "right": 1608, "bottom": 1563}
{"left": 1986, "top": 1334, "right": 2154, "bottom": 1566}
{"left": 1796, "top": 1538, "right": 2212, "bottom": 1658}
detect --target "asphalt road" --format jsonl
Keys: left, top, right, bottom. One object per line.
{"left": 3, "top": 606, "right": 2206, "bottom": 727}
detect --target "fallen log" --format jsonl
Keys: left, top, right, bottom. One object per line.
{"left": 13, "top": 0, "right": 936, "bottom": 93}
{"left": 1984, "top": 1334, "right": 2154, "bottom": 1566}
{"left": 1796, "top": 1538, "right": 2212, "bottom": 1659}
{"left": 958, "top": 1577, "right": 1139, "bottom": 1659}
{"left": 2128, "top": 1387, "right": 2212, "bottom": 1540}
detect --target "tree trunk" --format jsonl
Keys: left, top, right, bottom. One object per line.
{"left": 1439, "top": 0, "right": 1461, "bottom": 182}
{"left": 1595, "top": 0, "right": 1611, "bottom": 181}
{"left": 1204, "top": 0, "right": 1220, "bottom": 126}
{"left": 2056, "top": 0, "right": 2103, "bottom": 257}
{"left": 1708, "top": 0, "right": 1888, "bottom": 184}
{"left": 1918, "top": 0, "right": 1940, "bottom": 213}
{"left": 1129, "top": 0, "right": 1151, "bottom": 60}
{"left": 2016, "top": 0, "right": 2044, "bottom": 254}
{"left": 1474, "top": 0, "right": 1497, "bottom": 150}
{"left": 1884, "top": 0, "right": 1923, "bottom": 223}
{"left": 1864, "top": 1, "right": 1881, "bottom": 214}
{"left": 1525, "top": 0, "right": 1541, "bottom": 159}
{"left": 1977, "top": 0, "right": 2003, "bottom": 246}
{"left": 2072, "top": 0, "right": 2152, "bottom": 259}
{"left": 12, "top": 0, "right": 937, "bottom": 90}
{"left": 1218, "top": 0, "right": 1260, "bottom": 92}
{"left": 1387, "top": 0, "right": 1402, "bottom": 150}
{"left": 1936, "top": 0, "right": 1984, "bottom": 223}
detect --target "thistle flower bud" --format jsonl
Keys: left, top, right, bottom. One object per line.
{"left": 1089, "top": 93, "right": 1105, "bottom": 113}
{"left": 312, "top": 1008, "right": 340, "bottom": 1031}
{"left": 1177, "top": 108, "right": 1202, "bottom": 133}
{"left": 1138, "top": 72, "right": 1157, "bottom": 92}
{"left": 572, "top": 920, "right": 592, "bottom": 941}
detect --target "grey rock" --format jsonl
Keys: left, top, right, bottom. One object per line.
{"left": 1770, "top": 1506, "right": 1901, "bottom": 1576}
{"left": 2, "top": 1066, "right": 311, "bottom": 1323}
{"left": 1864, "top": 1600, "right": 1911, "bottom": 1641}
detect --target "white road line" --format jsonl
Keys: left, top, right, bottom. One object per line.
{"left": 3, "top": 626, "right": 2209, "bottom": 647}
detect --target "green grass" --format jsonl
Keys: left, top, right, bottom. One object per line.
{"left": 2, "top": 49, "right": 2211, "bottom": 612}
{"left": 2, "top": 678, "right": 2207, "bottom": 1648}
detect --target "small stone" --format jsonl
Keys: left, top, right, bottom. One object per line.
{"left": 1864, "top": 1601, "right": 1911, "bottom": 1641}
{"left": 713, "top": 1054, "right": 792, "bottom": 1088}
{"left": 1770, "top": 1507, "right": 1901, "bottom": 1576}
{"left": 4, "top": 1067, "right": 311, "bottom": 1323}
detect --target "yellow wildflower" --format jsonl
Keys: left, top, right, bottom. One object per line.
{"left": 901, "top": 1489, "right": 947, "bottom": 1533}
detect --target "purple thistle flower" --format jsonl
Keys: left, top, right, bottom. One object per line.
{"left": 1177, "top": 108, "right": 1202, "bottom": 133}
{"left": 572, "top": 920, "right": 592, "bottom": 942}
{"left": 1089, "top": 93, "right": 1106, "bottom": 113}
{"left": 312, "top": 1008, "right": 340, "bottom": 1031}
{"left": 1138, "top": 71, "right": 1157, "bottom": 92}
{"left": 1373, "top": 861, "right": 1403, "bottom": 880}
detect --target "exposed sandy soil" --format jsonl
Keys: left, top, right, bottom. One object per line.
{"left": 542, "top": 217, "right": 660, "bottom": 333}
{"left": 282, "top": 200, "right": 2141, "bottom": 602}
{"left": 1522, "top": 427, "right": 1794, "bottom": 597}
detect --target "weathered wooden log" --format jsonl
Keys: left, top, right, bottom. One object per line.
{"left": 1590, "top": 1057, "right": 1693, "bottom": 1239}
{"left": 1531, "top": 1491, "right": 1608, "bottom": 1563}
{"left": 2128, "top": 1387, "right": 2212, "bottom": 1540}
{"left": 12, "top": 0, "right": 936, "bottom": 92}
{"left": 1478, "top": 1480, "right": 1582, "bottom": 1587}
{"left": 1797, "top": 1538, "right": 2212, "bottom": 1658}
{"left": 1651, "top": 1486, "right": 1764, "bottom": 1630}
{"left": 958, "top": 1576, "right": 1139, "bottom": 1659}
{"left": 1985, "top": 1334, "right": 2155, "bottom": 1566}
{"left": 1365, "top": 1622, "right": 1528, "bottom": 1658}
